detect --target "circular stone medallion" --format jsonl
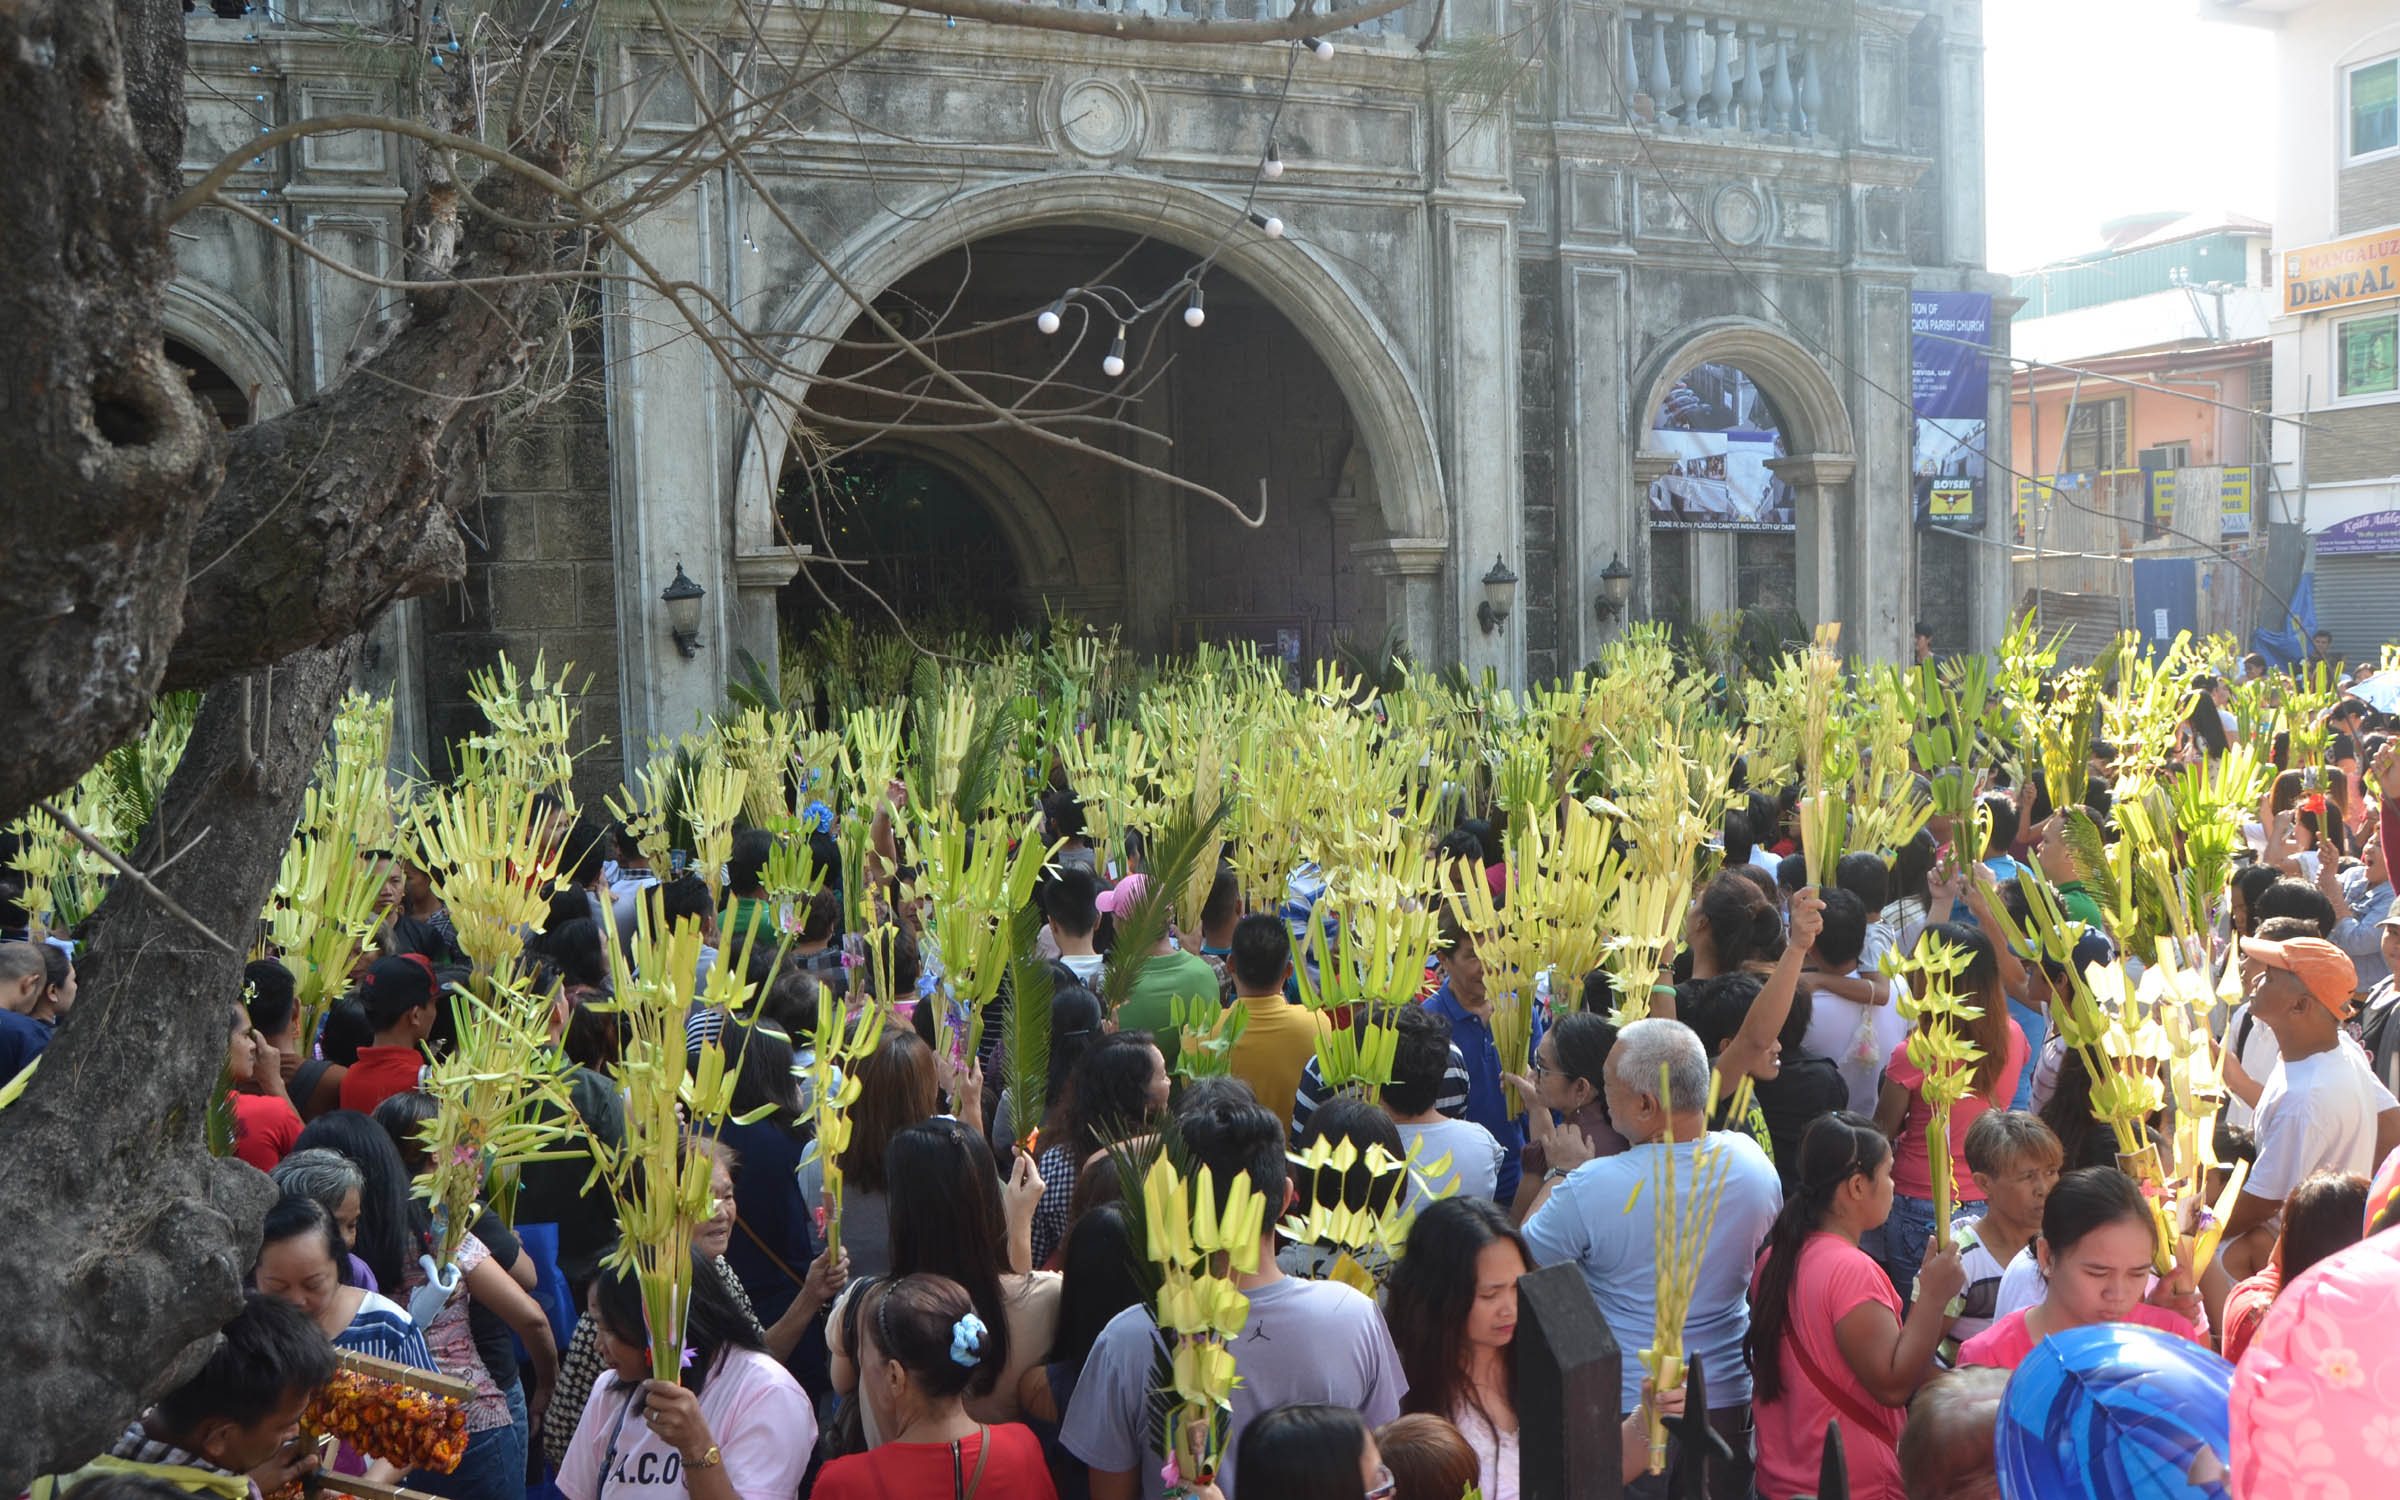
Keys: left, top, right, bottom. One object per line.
{"left": 1712, "top": 184, "right": 1766, "bottom": 246}
{"left": 1059, "top": 78, "right": 1141, "bottom": 160}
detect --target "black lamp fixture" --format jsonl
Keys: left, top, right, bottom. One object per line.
{"left": 662, "top": 564, "right": 706, "bottom": 659}
{"left": 1476, "top": 555, "right": 1519, "bottom": 635}
{"left": 1594, "top": 550, "right": 1634, "bottom": 622}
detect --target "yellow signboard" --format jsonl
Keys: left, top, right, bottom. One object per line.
{"left": 2284, "top": 229, "right": 2400, "bottom": 314}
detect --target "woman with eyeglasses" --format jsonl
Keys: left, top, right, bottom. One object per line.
{"left": 1502, "top": 1005, "right": 1628, "bottom": 1224}
{"left": 1746, "top": 1112, "right": 1965, "bottom": 1500}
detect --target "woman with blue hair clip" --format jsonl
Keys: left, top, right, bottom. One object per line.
{"left": 815, "top": 1272, "right": 1059, "bottom": 1499}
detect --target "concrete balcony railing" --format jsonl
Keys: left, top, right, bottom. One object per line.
{"left": 1620, "top": 5, "right": 1840, "bottom": 141}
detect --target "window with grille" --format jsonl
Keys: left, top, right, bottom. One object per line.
{"left": 2062, "top": 397, "right": 2129, "bottom": 472}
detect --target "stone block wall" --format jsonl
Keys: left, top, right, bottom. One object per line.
{"left": 1519, "top": 259, "right": 1564, "bottom": 684}
{"left": 419, "top": 316, "right": 624, "bottom": 802}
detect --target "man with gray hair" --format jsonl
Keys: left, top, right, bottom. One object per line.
{"left": 0, "top": 942, "right": 54, "bottom": 1084}
{"left": 1522, "top": 1018, "right": 1783, "bottom": 1500}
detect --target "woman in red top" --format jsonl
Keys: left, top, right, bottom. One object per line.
{"left": 2214, "top": 1168, "right": 2366, "bottom": 1363}
{"left": 1868, "top": 922, "right": 2025, "bottom": 1305}
{"left": 1956, "top": 1167, "right": 2204, "bottom": 1369}
{"left": 1747, "top": 1112, "right": 1965, "bottom": 1500}
{"left": 814, "top": 1274, "right": 1057, "bottom": 1500}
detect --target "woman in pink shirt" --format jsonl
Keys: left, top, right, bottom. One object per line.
{"left": 1956, "top": 1167, "right": 2204, "bottom": 1370}
{"left": 1748, "top": 1113, "right": 1967, "bottom": 1500}
{"left": 1869, "top": 923, "right": 2026, "bottom": 1305}
{"left": 559, "top": 1253, "right": 817, "bottom": 1500}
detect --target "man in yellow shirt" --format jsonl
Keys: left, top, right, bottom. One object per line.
{"left": 1224, "top": 914, "right": 1331, "bottom": 1131}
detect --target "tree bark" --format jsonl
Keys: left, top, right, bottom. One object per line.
{"left": 0, "top": 0, "right": 222, "bottom": 829}
{"left": 0, "top": 639, "right": 360, "bottom": 1492}
{"left": 162, "top": 152, "right": 575, "bottom": 693}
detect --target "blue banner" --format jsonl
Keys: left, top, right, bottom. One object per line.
{"left": 1911, "top": 291, "right": 1992, "bottom": 533}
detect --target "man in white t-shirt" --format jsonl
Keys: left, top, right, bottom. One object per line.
{"left": 2217, "top": 934, "right": 2400, "bottom": 1280}
{"left": 1382, "top": 1004, "right": 1505, "bottom": 1204}
{"left": 1062, "top": 1092, "right": 1404, "bottom": 1500}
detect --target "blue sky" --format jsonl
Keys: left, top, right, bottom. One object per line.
{"left": 1984, "top": 0, "right": 2277, "bottom": 273}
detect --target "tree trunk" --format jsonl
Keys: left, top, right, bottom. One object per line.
{"left": 0, "top": 638, "right": 361, "bottom": 1492}
{"left": 162, "top": 151, "right": 575, "bottom": 693}
{"left": 0, "top": 0, "right": 222, "bottom": 829}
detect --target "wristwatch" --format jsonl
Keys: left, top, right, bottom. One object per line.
{"left": 1544, "top": 1166, "right": 1573, "bottom": 1185}
{"left": 685, "top": 1445, "right": 723, "bottom": 1471}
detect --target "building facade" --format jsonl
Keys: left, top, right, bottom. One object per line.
{"left": 2002, "top": 211, "right": 2275, "bottom": 657}
{"left": 2209, "top": 0, "right": 2400, "bottom": 659}
{"left": 174, "top": 1, "right": 2003, "bottom": 787}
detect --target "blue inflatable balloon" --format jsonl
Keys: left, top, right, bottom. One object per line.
{"left": 1996, "top": 1323, "right": 2235, "bottom": 1500}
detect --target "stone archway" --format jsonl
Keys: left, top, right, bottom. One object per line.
{"left": 163, "top": 282, "right": 295, "bottom": 422}
{"left": 1629, "top": 318, "right": 1878, "bottom": 655}
{"left": 775, "top": 436, "right": 1073, "bottom": 640}
{"left": 726, "top": 174, "right": 1451, "bottom": 664}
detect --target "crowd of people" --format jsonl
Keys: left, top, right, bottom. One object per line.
{"left": 8, "top": 654, "right": 2400, "bottom": 1500}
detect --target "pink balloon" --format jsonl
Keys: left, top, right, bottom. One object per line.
{"left": 2230, "top": 1226, "right": 2400, "bottom": 1496}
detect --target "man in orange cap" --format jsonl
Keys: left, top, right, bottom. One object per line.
{"left": 2218, "top": 932, "right": 2400, "bottom": 1256}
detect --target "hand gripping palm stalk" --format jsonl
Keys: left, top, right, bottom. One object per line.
{"left": 1142, "top": 1154, "right": 1270, "bottom": 1492}
{"left": 1878, "top": 932, "right": 1984, "bottom": 1257}
{"left": 588, "top": 912, "right": 769, "bottom": 1379}
{"left": 1444, "top": 858, "right": 1541, "bottom": 1094}
{"left": 1627, "top": 1066, "right": 1747, "bottom": 1474}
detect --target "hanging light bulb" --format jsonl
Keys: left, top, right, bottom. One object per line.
{"left": 1262, "top": 141, "right": 1284, "bottom": 180}
{"left": 1102, "top": 325, "right": 1127, "bottom": 378}
{"left": 1184, "top": 286, "right": 1206, "bottom": 328}
{"left": 1302, "top": 35, "right": 1333, "bottom": 60}
{"left": 1249, "top": 211, "right": 1285, "bottom": 239}
{"left": 1037, "top": 296, "right": 1065, "bottom": 335}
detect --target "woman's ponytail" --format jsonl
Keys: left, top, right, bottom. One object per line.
{"left": 1744, "top": 1112, "right": 1892, "bottom": 1404}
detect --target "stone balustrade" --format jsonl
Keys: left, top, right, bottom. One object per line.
{"left": 1620, "top": 6, "right": 1840, "bottom": 141}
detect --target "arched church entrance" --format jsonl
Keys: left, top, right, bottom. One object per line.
{"left": 1642, "top": 359, "right": 1800, "bottom": 620}
{"left": 784, "top": 225, "right": 1400, "bottom": 667}
{"left": 165, "top": 338, "right": 252, "bottom": 429}
{"left": 776, "top": 450, "right": 1026, "bottom": 643}
{"left": 1629, "top": 318, "right": 1866, "bottom": 656}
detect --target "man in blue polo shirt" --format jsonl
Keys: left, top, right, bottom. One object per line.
{"left": 1424, "top": 909, "right": 1540, "bottom": 1203}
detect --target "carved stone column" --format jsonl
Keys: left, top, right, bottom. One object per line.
{"left": 1766, "top": 451, "right": 1857, "bottom": 637}
{"left": 1352, "top": 538, "right": 1448, "bottom": 662}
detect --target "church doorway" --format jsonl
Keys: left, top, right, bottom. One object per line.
{"left": 775, "top": 450, "right": 1026, "bottom": 644}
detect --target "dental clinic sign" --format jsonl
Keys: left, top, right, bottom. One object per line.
{"left": 2283, "top": 228, "right": 2400, "bottom": 314}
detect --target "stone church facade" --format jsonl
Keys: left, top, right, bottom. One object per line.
{"left": 176, "top": 2, "right": 2008, "bottom": 788}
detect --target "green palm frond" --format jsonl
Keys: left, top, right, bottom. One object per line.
{"left": 1001, "top": 896, "right": 1055, "bottom": 1155}
{"left": 1101, "top": 797, "right": 1233, "bottom": 1019}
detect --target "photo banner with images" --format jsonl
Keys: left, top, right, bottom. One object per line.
{"left": 1645, "top": 363, "right": 1796, "bottom": 531}
{"left": 1911, "top": 291, "right": 1992, "bottom": 533}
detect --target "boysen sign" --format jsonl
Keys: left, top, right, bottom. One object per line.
{"left": 2284, "top": 228, "right": 2400, "bottom": 315}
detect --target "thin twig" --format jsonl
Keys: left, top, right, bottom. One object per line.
{"left": 35, "top": 802, "right": 241, "bottom": 957}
